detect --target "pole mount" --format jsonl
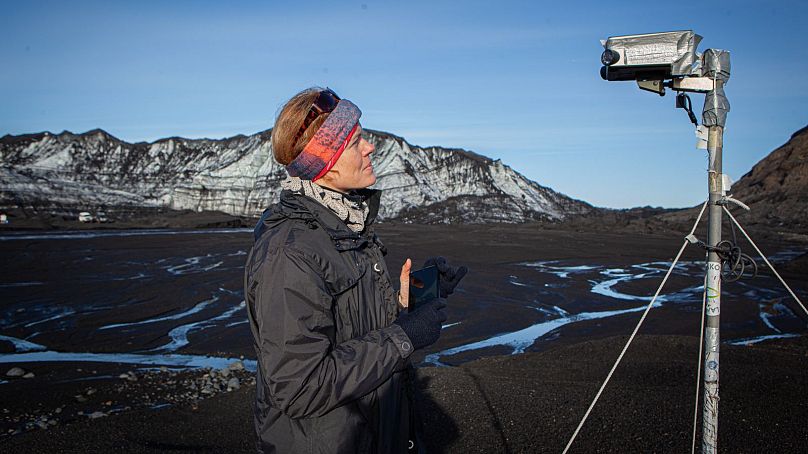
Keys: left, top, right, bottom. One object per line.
{"left": 637, "top": 80, "right": 665, "bottom": 96}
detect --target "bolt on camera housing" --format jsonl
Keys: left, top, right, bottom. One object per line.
{"left": 600, "top": 30, "right": 702, "bottom": 82}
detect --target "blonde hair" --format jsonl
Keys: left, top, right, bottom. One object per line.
{"left": 271, "top": 87, "right": 331, "bottom": 165}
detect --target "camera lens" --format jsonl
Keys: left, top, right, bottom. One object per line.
{"left": 601, "top": 49, "right": 620, "bottom": 66}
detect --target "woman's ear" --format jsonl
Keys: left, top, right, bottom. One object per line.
{"left": 316, "top": 169, "right": 343, "bottom": 193}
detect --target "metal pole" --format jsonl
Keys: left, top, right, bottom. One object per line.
{"left": 700, "top": 49, "right": 731, "bottom": 454}
{"left": 702, "top": 121, "right": 723, "bottom": 453}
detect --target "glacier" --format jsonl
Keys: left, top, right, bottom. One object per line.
{"left": 0, "top": 128, "right": 594, "bottom": 223}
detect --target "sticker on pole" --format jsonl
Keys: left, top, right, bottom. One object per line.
{"left": 695, "top": 125, "right": 708, "bottom": 149}
{"left": 706, "top": 262, "right": 721, "bottom": 316}
{"left": 706, "top": 285, "right": 721, "bottom": 316}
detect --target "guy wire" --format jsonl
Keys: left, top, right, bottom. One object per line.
{"left": 562, "top": 201, "right": 708, "bottom": 454}
{"left": 691, "top": 268, "right": 708, "bottom": 454}
{"left": 722, "top": 206, "right": 808, "bottom": 317}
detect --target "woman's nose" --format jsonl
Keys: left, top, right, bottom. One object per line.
{"left": 363, "top": 139, "right": 375, "bottom": 156}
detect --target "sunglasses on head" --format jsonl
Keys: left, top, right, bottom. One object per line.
{"left": 293, "top": 88, "right": 341, "bottom": 144}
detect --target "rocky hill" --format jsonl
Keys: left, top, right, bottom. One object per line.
{"left": 0, "top": 128, "right": 594, "bottom": 224}
{"left": 728, "top": 125, "right": 808, "bottom": 230}
{"left": 656, "top": 125, "right": 808, "bottom": 233}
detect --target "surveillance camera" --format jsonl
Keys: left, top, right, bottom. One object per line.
{"left": 600, "top": 30, "right": 702, "bottom": 81}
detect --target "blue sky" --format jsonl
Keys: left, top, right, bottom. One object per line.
{"left": 2, "top": 0, "right": 806, "bottom": 208}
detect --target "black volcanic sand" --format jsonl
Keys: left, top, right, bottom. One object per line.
{"left": 1, "top": 223, "right": 807, "bottom": 452}
{"left": 1, "top": 335, "right": 807, "bottom": 453}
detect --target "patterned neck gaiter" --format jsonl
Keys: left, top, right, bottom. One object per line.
{"left": 281, "top": 176, "right": 369, "bottom": 233}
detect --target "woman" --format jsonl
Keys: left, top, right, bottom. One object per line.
{"left": 245, "top": 87, "right": 466, "bottom": 453}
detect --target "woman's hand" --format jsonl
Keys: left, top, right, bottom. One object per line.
{"left": 393, "top": 297, "right": 447, "bottom": 350}
{"left": 398, "top": 258, "right": 412, "bottom": 309}
{"left": 423, "top": 256, "right": 468, "bottom": 298}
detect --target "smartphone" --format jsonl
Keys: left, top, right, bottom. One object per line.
{"left": 408, "top": 265, "right": 440, "bottom": 312}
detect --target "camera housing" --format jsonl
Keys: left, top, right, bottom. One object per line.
{"left": 600, "top": 30, "right": 702, "bottom": 81}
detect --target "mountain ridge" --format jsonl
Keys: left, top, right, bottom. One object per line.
{"left": 3, "top": 124, "right": 804, "bottom": 230}
{"left": 0, "top": 127, "right": 594, "bottom": 224}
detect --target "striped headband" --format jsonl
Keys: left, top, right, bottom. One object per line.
{"left": 286, "top": 99, "right": 362, "bottom": 181}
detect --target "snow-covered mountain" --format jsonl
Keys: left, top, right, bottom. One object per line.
{"left": 0, "top": 128, "right": 594, "bottom": 223}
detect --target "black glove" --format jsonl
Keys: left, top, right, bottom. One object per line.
{"left": 393, "top": 298, "right": 447, "bottom": 350}
{"left": 424, "top": 256, "right": 468, "bottom": 298}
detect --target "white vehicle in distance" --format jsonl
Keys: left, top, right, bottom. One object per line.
{"left": 78, "top": 212, "right": 93, "bottom": 223}
{"left": 95, "top": 212, "right": 109, "bottom": 223}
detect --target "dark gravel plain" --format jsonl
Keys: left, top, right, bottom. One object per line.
{"left": 2, "top": 335, "right": 806, "bottom": 453}
{"left": 1, "top": 221, "right": 806, "bottom": 453}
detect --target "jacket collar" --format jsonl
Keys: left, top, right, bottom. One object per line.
{"left": 255, "top": 188, "right": 383, "bottom": 248}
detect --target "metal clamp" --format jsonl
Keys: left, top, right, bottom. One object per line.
{"left": 717, "top": 195, "right": 750, "bottom": 211}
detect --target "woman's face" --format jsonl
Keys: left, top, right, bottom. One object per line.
{"left": 318, "top": 124, "right": 376, "bottom": 192}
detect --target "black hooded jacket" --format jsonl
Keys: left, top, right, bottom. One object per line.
{"left": 245, "top": 189, "right": 414, "bottom": 453}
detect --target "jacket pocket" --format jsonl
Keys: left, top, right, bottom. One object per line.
{"left": 324, "top": 253, "right": 367, "bottom": 296}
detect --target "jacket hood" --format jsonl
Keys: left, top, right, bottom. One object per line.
{"left": 254, "top": 188, "right": 383, "bottom": 241}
